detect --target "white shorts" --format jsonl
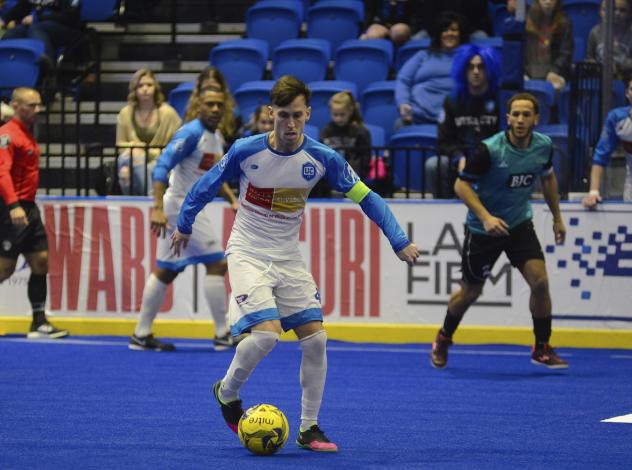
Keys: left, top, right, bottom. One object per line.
{"left": 227, "top": 252, "right": 323, "bottom": 336}
{"left": 156, "top": 196, "right": 224, "bottom": 272}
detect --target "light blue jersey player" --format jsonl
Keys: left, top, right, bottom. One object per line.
{"left": 129, "top": 87, "right": 239, "bottom": 352}
{"left": 171, "top": 76, "right": 420, "bottom": 452}
{"left": 584, "top": 77, "right": 632, "bottom": 208}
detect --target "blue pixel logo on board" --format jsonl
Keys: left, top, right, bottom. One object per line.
{"left": 546, "top": 216, "right": 631, "bottom": 301}
{"left": 302, "top": 162, "right": 316, "bottom": 181}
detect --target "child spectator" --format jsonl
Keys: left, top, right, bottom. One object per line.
{"left": 240, "top": 104, "right": 273, "bottom": 138}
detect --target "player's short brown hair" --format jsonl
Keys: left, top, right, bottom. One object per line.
{"left": 270, "top": 75, "right": 311, "bottom": 107}
{"left": 507, "top": 92, "right": 539, "bottom": 115}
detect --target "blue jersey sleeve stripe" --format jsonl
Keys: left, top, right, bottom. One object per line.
{"left": 358, "top": 191, "right": 410, "bottom": 253}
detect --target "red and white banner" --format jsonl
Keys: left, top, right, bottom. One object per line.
{"left": 1, "top": 198, "right": 630, "bottom": 329}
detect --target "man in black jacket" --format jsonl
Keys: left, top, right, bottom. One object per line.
{"left": 0, "top": 0, "right": 82, "bottom": 63}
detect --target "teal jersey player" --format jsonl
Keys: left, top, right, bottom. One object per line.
{"left": 430, "top": 92, "right": 569, "bottom": 371}
{"left": 460, "top": 130, "right": 554, "bottom": 234}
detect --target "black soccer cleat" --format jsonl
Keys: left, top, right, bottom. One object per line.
{"left": 128, "top": 334, "right": 175, "bottom": 351}
{"left": 296, "top": 424, "right": 338, "bottom": 452}
{"left": 27, "top": 321, "right": 69, "bottom": 340}
{"left": 212, "top": 380, "right": 244, "bottom": 433}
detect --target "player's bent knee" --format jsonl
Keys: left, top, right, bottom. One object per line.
{"left": 463, "top": 284, "right": 483, "bottom": 303}
{"left": 206, "top": 259, "right": 227, "bottom": 276}
{"left": 299, "top": 329, "right": 326, "bottom": 357}
{"left": 249, "top": 329, "right": 280, "bottom": 354}
{"left": 531, "top": 276, "right": 549, "bottom": 296}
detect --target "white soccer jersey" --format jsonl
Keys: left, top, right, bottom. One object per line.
{"left": 153, "top": 119, "right": 225, "bottom": 202}
{"left": 178, "top": 132, "right": 411, "bottom": 262}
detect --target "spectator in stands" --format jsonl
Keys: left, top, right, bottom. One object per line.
{"left": 184, "top": 66, "right": 239, "bottom": 146}
{"left": 395, "top": 11, "right": 465, "bottom": 127}
{"left": 524, "top": 0, "right": 573, "bottom": 91}
{"left": 426, "top": 44, "right": 502, "bottom": 197}
{"left": 321, "top": 91, "right": 372, "bottom": 177}
{"left": 360, "top": 0, "right": 416, "bottom": 47}
{"left": 116, "top": 68, "right": 181, "bottom": 195}
{"left": 586, "top": 0, "right": 632, "bottom": 80}
{"left": 0, "top": 0, "right": 83, "bottom": 65}
{"left": 583, "top": 75, "right": 632, "bottom": 208}
{"left": 239, "top": 104, "right": 273, "bottom": 138}
{"left": 413, "top": 0, "right": 492, "bottom": 40}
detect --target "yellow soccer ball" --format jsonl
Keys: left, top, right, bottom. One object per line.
{"left": 238, "top": 404, "right": 290, "bottom": 456}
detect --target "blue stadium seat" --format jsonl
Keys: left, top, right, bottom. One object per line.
{"left": 364, "top": 123, "right": 385, "bottom": 148}
{"left": 537, "top": 124, "right": 569, "bottom": 183}
{"left": 167, "top": 81, "right": 195, "bottom": 118}
{"left": 524, "top": 79, "right": 555, "bottom": 125}
{"left": 81, "top": 0, "right": 118, "bottom": 21}
{"left": 0, "top": 40, "right": 41, "bottom": 98}
{"left": 210, "top": 39, "right": 269, "bottom": 93}
{"left": 233, "top": 80, "right": 275, "bottom": 123}
{"left": 272, "top": 38, "right": 331, "bottom": 82}
{"left": 389, "top": 125, "right": 438, "bottom": 192}
{"left": 573, "top": 36, "right": 586, "bottom": 63}
{"left": 471, "top": 36, "right": 503, "bottom": 56}
{"left": 489, "top": 3, "right": 511, "bottom": 36}
{"left": 561, "top": 0, "right": 600, "bottom": 42}
{"left": 257, "top": 0, "right": 306, "bottom": 20}
{"left": 304, "top": 123, "right": 320, "bottom": 140}
{"left": 613, "top": 80, "right": 627, "bottom": 107}
{"left": 0, "top": 0, "right": 18, "bottom": 16}
{"left": 334, "top": 39, "right": 393, "bottom": 96}
{"left": 395, "top": 39, "right": 430, "bottom": 72}
{"left": 360, "top": 80, "right": 398, "bottom": 139}
{"left": 306, "top": 1, "right": 363, "bottom": 52}
{"left": 308, "top": 80, "right": 357, "bottom": 129}
{"left": 246, "top": 1, "right": 302, "bottom": 52}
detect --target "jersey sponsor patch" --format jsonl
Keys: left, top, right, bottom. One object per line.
{"left": 198, "top": 152, "right": 216, "bottom": 170}
{"left": 245, "top": 183, "right": 307, "bottom": 212}
{"left": 0, "top": 134, "right": 9, "bottom": 148}
{"left": 507, "top": 173, "right": 534, "bottom": 188}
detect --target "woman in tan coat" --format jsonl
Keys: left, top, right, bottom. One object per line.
{"left": 117, "top": 68, "right": 181, "bottom": 194}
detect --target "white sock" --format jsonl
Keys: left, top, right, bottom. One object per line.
{"left": 299, "top": 330, "right": 327, "bottom": 431}
{"left": 204, "top": 274, "right": 227, "bottom": 337}
{"left": 134, "top": 273, "right": 168, "bottom": 337}
{"left": 219, "top": 330, "right": 279, "bottom": 402}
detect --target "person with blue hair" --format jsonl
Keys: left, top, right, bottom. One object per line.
{"left": 425, "top": 44, "right": 502, "bottom": 197}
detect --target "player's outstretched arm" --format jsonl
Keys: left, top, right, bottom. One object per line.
{"left": 150, "top": 181, "right": 168, "bottom": 238}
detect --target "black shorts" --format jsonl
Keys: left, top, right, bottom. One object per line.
{"left": 461, "top": 220, "right": 544, "bottom": 284}
{"left": 0, "top": 201, "right": 49, "bottom": 259}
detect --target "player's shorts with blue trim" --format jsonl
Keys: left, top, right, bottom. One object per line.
{"left": 227, "top": 252, "right": 323, "bottom": 336}
{"left": 155, "top": 196, "right": 224, "bottom": 272}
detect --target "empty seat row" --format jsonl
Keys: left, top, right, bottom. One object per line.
{"left": 247, "top": 0, "right": 364, "bottom": 51}
{"left": 210, "top": 37, "right": 505, "bottom": 95}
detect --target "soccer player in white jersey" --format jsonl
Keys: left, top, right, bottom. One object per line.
{"left": 128, "top": 87, "right": 238, "bottom": 352}
{"left": 171, "top": 76, "right": 421, "bottom": 451}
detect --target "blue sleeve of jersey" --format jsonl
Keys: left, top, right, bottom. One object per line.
{"left": 592, "top": 110, "right": 621, "bottom": 167}
{"left": 359, "top": 191, "right": 410, "bottom": 253}
{"left": 176, "top": 143, "right": 241, "bottom": 234}
{"left": 322, "top": 150, "right": 362, "bottom": 194}
{"left": 152, "top": 125, "right": 200, "bottom": 184}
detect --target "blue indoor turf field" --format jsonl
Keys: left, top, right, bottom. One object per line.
{"left": 1, "top": 337, "right": 631, "bottom": 469}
